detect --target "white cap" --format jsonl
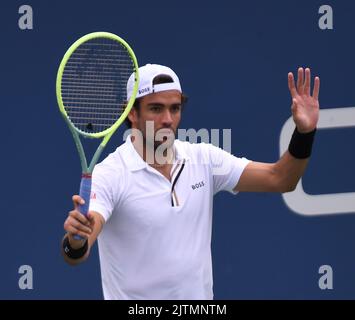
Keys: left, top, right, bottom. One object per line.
{"left": 126, "top": 63, "right": 182, "bottom": 100}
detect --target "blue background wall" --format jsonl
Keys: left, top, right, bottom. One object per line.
{"left": 1, "top": 0, "right": 355, "bottom": 299}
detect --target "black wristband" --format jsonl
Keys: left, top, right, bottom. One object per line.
{"left": 62, "top": 236, "right": 88, "bottom": 260}
{"left": 288, "top": 127, "right": 316, "bottom": 159}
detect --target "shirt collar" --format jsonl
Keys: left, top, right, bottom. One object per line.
{"left": 120, "top": 135, "right": 147, "bottom": 171}
{"left": 174, "top": 139, "right": 191, "bottom": 162}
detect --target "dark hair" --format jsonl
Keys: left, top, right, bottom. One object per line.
{"left": 124, "top": 74, "right": 188, "bottom": 128}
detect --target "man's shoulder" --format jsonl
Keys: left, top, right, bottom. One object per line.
{"left": 94, "top": 144, "right": 126, "bottom": 175}
{"left": 175, "top": 139, "right": 240, "bottom": 167}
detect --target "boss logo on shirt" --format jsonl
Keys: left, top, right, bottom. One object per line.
{"left": 191, "top": 181, "right": 205, "bottom": 190}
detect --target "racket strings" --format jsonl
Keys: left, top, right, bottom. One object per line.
{"left": 61, "top": 37, "right": 134, "bottom": 134}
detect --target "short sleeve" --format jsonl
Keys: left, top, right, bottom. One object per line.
{"left": 89, "top": 164, "right": 117, "bottom": 222}
{"left": 207, "top": 144, "right": 250, "bottom": 195}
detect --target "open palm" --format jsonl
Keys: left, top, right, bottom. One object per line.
{"left": 288, "top": 67, "right": 320, "bottom": 133}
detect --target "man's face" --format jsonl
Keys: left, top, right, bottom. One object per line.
{"left": 128, "top": 90, "right": 182, "bottom": 149}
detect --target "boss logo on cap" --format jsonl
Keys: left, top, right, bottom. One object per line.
{"left": 139, "top": 87, "right": 150, "bottom": 95}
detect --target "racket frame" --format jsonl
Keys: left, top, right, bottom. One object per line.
{"left": 56, "top": 31, "right": 139, "bottom": 174}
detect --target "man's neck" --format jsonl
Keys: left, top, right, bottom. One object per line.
{"left": 131, "top": 135, "right": 175, "bottom": 169}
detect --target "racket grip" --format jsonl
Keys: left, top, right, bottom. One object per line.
{"left": 74, "top": 174, "right": 92, "bottom": 241}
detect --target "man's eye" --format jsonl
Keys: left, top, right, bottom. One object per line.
{"left": 171, "top": 105, "right": 181, "bottom": 112}
{"left": 150, "top": 106, "right": 161, "bottom": 112}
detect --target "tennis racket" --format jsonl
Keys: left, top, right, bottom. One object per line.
{"left": 56, "top": 32, "right": 139, "bottom": 239}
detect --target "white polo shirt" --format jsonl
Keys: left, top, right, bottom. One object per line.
{"left": 90, "top": 136, "right": 250, "bottom": 300}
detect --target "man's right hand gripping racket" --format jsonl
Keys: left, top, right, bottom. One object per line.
{"left": 56, "top": 32, "right": 139, "bottom": 239}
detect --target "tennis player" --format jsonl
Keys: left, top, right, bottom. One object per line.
{"left": 62, "top": 64, "right": 320, "bottom": 300}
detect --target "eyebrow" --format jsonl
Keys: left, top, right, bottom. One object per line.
{"left": 146, "top": 102, "right": 182, "bottom": 107}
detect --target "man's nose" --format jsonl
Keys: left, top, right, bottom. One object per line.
{"left": 161, "top": 109, "right": 173, "bottom": 126}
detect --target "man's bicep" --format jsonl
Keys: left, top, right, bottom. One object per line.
{"left": 206, "top": 143, "right": 250, "bottom": 194}
{"left": 234, "top": 161, "right": 279, "bottom": 192}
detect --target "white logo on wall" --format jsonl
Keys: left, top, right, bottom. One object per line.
{"left": 318, "top": 265, "right": 333, "bottom": 290}
{"left": 18, "top": 265, "right": 33, "bottom": 290}
{"left": 280, "top": 107, "right": 355, "bottom": 216}
{"left": 18, "top": 5, "right": 33, "bottom": 30}
{"left": 319, "top": 5, "right": 333, "bottom": 30}
{"left": 123, "top": 124, "right": 232, "bottom": 175}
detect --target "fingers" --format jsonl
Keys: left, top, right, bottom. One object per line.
{"left": 312, "top": 76, "right": 320, "bottom": 100}
{"left": 304, "top": 68, "right": 311, "bottom": 96}
{"left": 297, "top": 67, "right": 304, "bottom": 94}
{"left": 288, "top": 72, "right": 297, "bottom": 98}
{"left": 72, "top": 195, "right": 84, "bottom": 210}
{"left": 64, "top": 221, "right": 90, "bottom": 239}
{"left": 290, "top": 67, "right": 319, "bottom": 99}
{"left": 64, "top": 210, "right": 92, "bottom": 238}
{"left": 70, "top": 210, "right": 91, "bottom": 226}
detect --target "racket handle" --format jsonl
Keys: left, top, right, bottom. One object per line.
{"left": 74, "top": 174, "right": 92, "bottom": 241}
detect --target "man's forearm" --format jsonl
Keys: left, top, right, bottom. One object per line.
{"left": 274, "top": 126, "right": 316, "bottom": 192}
{"left": 274, "top": 151, "right": 309, "bottom": 192}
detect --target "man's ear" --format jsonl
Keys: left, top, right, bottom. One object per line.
{"left": 128, "top": 108, "right": 137, "bottom": 124}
